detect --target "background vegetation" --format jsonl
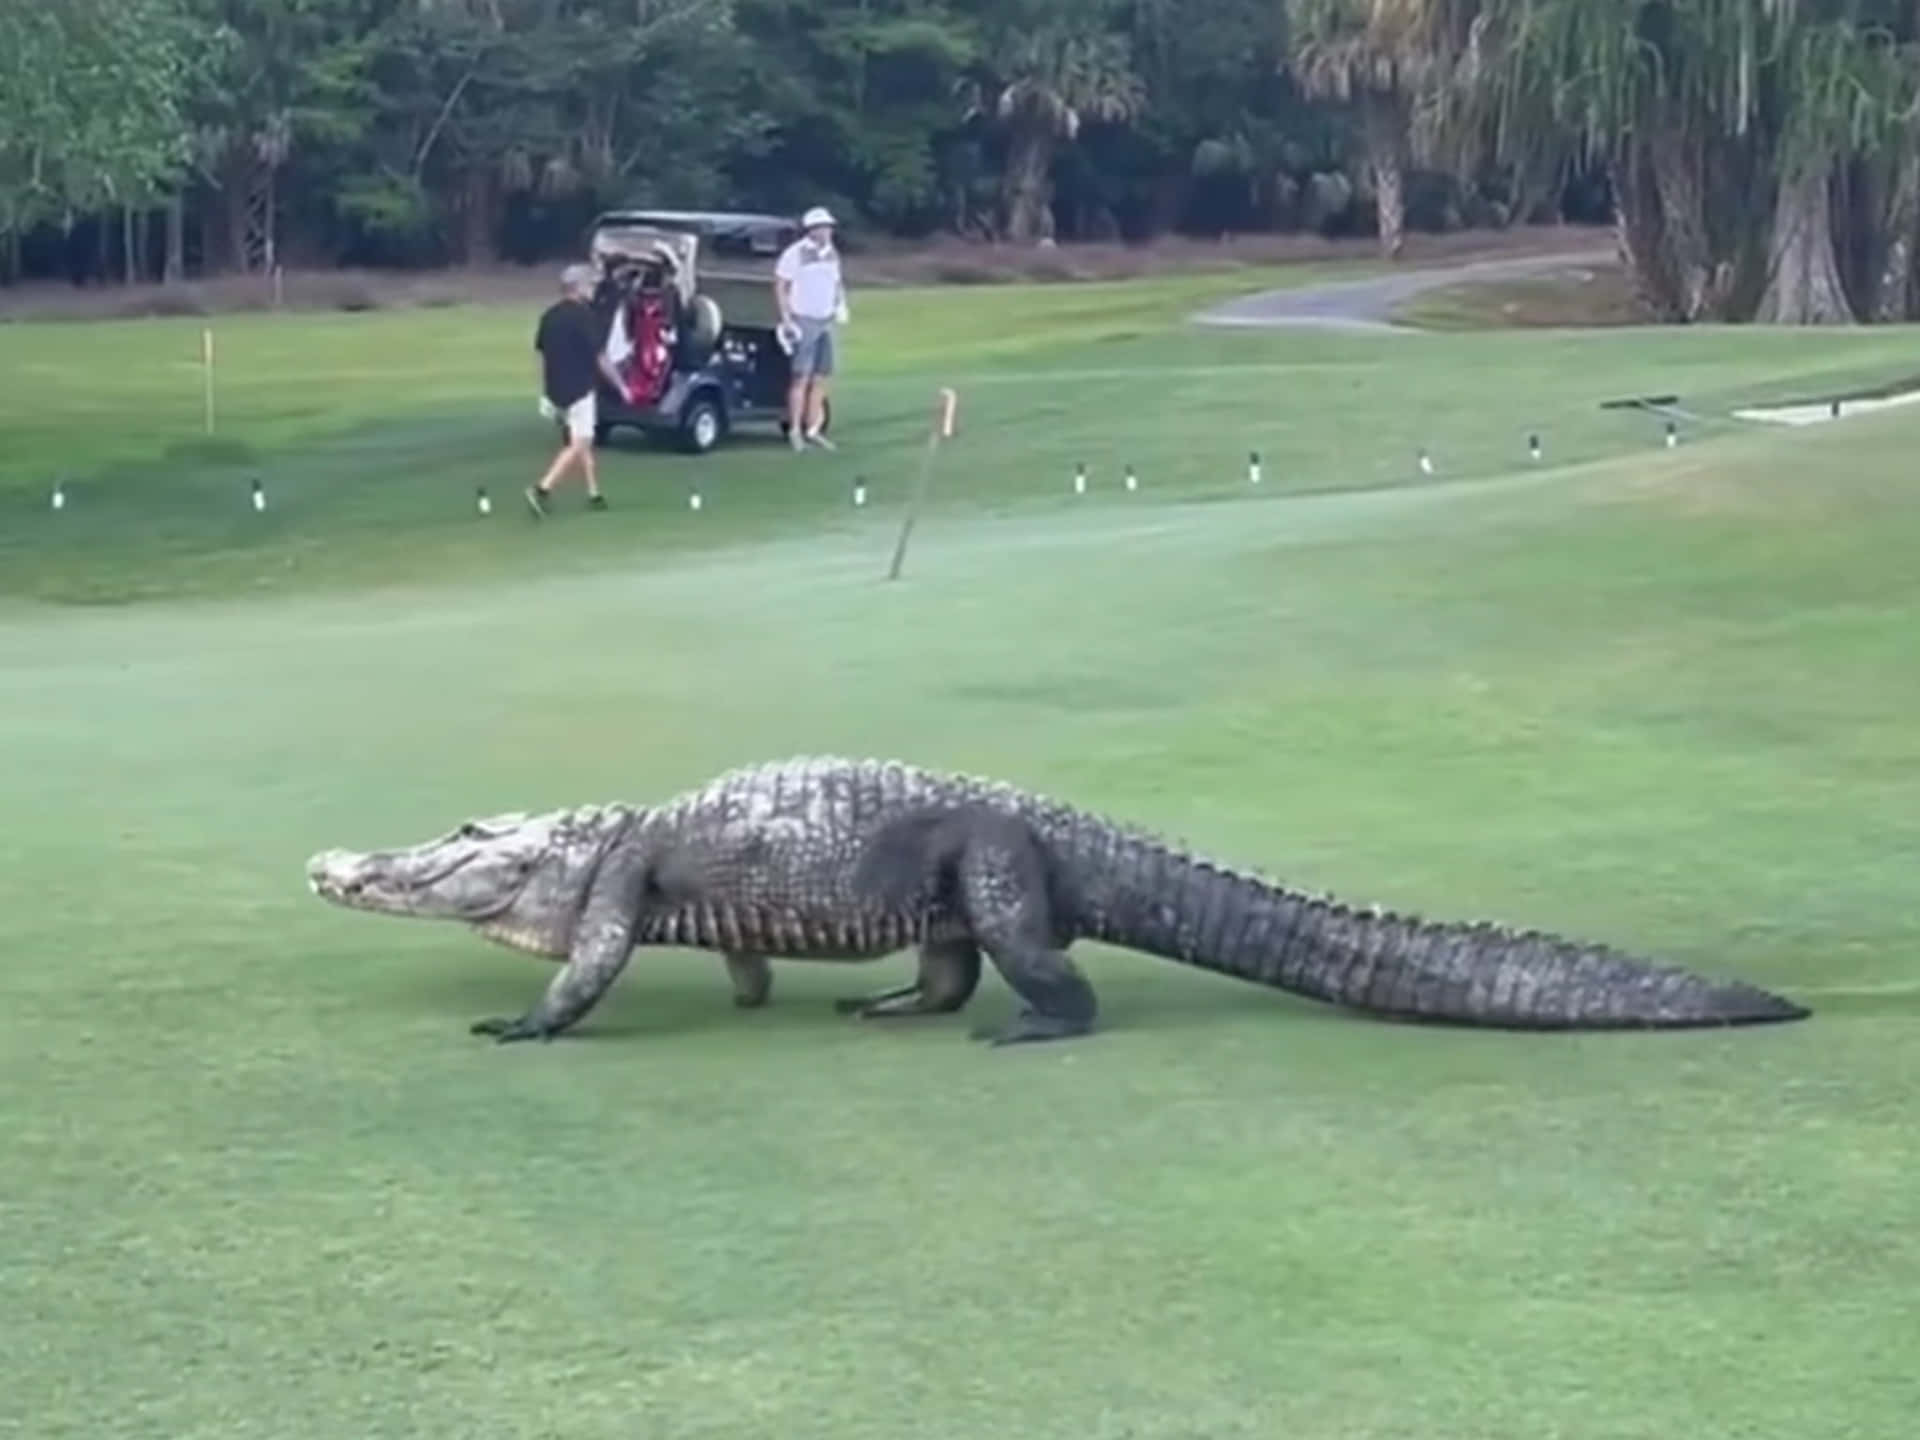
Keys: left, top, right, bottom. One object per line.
{"left": 14, "top": 0, "right": 1920, "bottom": 323}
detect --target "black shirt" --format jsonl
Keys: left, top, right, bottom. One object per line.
{"left": 535, "top": 298, "right": 601, "bottom": 406}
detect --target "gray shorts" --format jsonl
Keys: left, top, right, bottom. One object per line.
{"left": 792, "top": 316, "right": 835, "bottom": 377}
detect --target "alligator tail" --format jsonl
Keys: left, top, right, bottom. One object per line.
{"left": 1079, "top": 837, "right": 1808, "bottom": 1028}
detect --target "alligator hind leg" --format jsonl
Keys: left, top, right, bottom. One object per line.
{"left": 953, "top": 821, "right": 1098, "bottom": 1046}
{"left": 725, "top": 952, "right": 773, "bottom": 1009}
{"left": 834, "top": 939, "right": 983, "bottom": 1018}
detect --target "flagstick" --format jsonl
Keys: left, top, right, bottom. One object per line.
{"left": 202, "top": 327, "right": 216, "bottom": 436}
{"left": 886, "top": 387, "right": 958, "bottom": 582}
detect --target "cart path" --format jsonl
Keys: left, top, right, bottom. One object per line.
{"left": 1192, "top": 246, "right": 1616, "bottom": 332}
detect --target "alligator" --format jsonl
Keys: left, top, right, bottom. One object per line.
{"left": 304, "top": 755, "right": 1809, "bottom": 1046}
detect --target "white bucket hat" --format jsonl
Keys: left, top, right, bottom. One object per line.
{"left": 801, "top": 205, "right": 836, "bottom": 230}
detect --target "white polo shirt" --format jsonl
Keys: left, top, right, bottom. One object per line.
{"left": 776, "top": 236, "right": 841, "bottom": 319}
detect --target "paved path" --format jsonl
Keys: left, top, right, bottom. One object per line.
{"left": 1192, "top": 246, "right": 1616, "bottom": 333}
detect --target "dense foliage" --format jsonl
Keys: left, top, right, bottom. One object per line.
{"left": 8, "top": 0, "right": 1920, "bottom": 323}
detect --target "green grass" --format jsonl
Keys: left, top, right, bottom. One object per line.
{"left": 4, "top": 267, "right": 1920, "bottom": 1439}
{"left": 1390, "top": 260, "right": 1644, "bottom": 330}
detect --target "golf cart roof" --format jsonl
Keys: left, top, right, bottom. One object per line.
{"left": 590, "top": 210, "right": 798, "bottom": 257}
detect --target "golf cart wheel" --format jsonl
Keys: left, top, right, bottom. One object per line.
{"left": 679, "top": 394, "right": 726, "bottom": 454}
{"left": 593, "top": 421, "right": 612, "bottom": 446}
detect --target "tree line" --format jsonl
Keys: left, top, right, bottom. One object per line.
{"left": 3, "top": 0, "right": 1916, "bottom": 324}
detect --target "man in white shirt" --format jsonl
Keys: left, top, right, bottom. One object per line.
{"left": 774, "top": 205, "right": 849, "bottom": 451}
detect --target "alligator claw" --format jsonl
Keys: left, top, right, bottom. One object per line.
{"left": 470, "top": 1014, "right": 549, "bottom": 1043}
{"left": 970, "top": 1012, "right": 1093, "bottom": 1046}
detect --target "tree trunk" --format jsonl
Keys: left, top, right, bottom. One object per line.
{"left": 1754, "top": 164, "right": 1855, "bottom": 324}
{"left": 257, "top": 165, "right": 277, "bottom": 273}
{"left": 164, "top": 193, "right": 185, "bottom": 283}
{"left": 1872, "top": 144, "right": 1920, "bottom": 322}
{"left": 123, "top": 204, "right": 138, "bottom": 284}
{"left": 1508, "top": 156, "right": 1557, "bottom": 228}
{"left": 223, "top": 152, "right": 278, "bottom": 274}
{"left": 1608, "top": 144, "right": 1682, "bottom": 321}
{"left": 1002, "top": 127, "right": 1056, "bottom": 245}
{"left": 461, "top": 164, "right": 498, "bottom": 265}
{"left": 1148, "top": 172, "right": 1184, "bottom": 239}
{"left": 1646, "top": 127, "right": 1714, "bottom": 319}
{"left": 220, "top": 153, "right": 250, "bottom": 273}
{"left": 1365, "top": 98, "right": 1407, "bottom": 260}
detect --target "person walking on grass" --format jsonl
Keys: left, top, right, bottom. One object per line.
{"left": 775, "top": 206, "right": 849, "bottom": 451}
{"left": 527, "top": 263, "right": 623, "bottom": 517}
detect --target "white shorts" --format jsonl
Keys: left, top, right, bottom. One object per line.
{"left": 555, "top": 392, "right": 596, "bottom": 443}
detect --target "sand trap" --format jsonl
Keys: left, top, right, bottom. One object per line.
{"left": 1733, "top": 386, "right": 1920, "bottom": 426}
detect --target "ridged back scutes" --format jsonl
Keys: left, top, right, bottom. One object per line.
{"left": 1077, "top": 834, "right": 1804, "bottom": 1028}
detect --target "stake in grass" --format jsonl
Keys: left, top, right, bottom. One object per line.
{"left": 202, "top": 328, "right": 216, "bottom": 437}
{"left": 884, "top": 387, "right": 959, "bottom": 582}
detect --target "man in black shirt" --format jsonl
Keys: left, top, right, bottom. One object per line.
{"left": 527, "top": 263, "right": 622, "bottom": 516}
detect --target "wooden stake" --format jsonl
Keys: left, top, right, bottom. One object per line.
{"left": 886, "top": 387, "right": 958, "bottom": 582}
{"left": 202, "top": 327, "right": 215, "bottom": 435}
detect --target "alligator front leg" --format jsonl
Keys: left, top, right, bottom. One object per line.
{"left": 725, "top": 952, "right": 773, "bottom": 1009}
{"left": 471, "top": 848, "right": 649, "bottom": 1043}
{"left": 834, "top": 939, "right": 983, "bottom": 1018}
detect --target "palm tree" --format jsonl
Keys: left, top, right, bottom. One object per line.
{"left": 1750, "top": 7, "right": 1911, "bottom": 323}
{"left": 960, "top": 22, "right": 1146, "bottom": 244}
{"left": 1453, "top": 0, "right": 1920, "bottom": 324}
{"left": 1288, "top": 0, "right": 1453, "bottom": 259}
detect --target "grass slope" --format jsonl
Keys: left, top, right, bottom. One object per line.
{"left": 8, "top": 263, "right": 1920, "bottom": 605}
{"left": 3, "top": 273, "right": 1919, "bottom": 1439}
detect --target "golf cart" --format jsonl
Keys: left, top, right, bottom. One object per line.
{"left": 574, "top": 208, "right": 831, "bottom": 454}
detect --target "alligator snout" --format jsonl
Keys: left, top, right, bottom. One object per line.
{"left": 306, "top": 850, "right": 368, "bottom": 902}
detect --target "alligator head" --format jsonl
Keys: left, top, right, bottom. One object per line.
{"left": 306, "top": 804, "right": 631, "bottom": 958}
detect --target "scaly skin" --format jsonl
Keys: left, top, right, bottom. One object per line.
{"left": 306, "top": 756, "right": 1810, "bottom": 1046}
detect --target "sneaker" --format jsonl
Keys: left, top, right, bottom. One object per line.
{"left": 788, "top": 425, "right": 805, "bottom": 452}
{"left": 588, "top": 493, "right": 608, "bottom": 510}
{"left": 805, "top": 430, "right": 836, "bottom": 451}
{"left": 524, "top": 485, "right": 548, "bottom": 518}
